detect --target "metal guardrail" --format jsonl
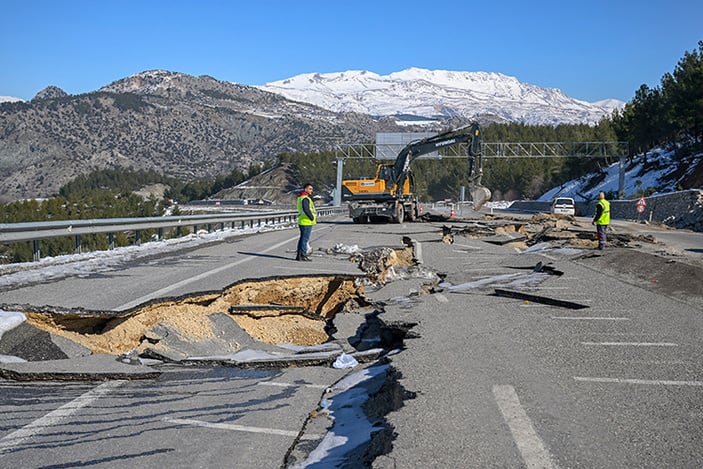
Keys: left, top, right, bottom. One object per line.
{"left": 0, "top": 207, "right": 347, "bottom": 261}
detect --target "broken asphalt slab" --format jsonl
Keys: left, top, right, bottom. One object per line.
{"left": 0, "top": 353, "right": 161, "bottom": 381}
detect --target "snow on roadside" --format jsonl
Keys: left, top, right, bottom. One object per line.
{"left": 539, "top": 147, "right": 698, "bottom": 201}
{"left": 0, "top": 221, "right": 293, "bottom": 290}
{"left": 291, "top": 363, "right": 391, "bottom": 468}
{"left": 0, "top": 310, "right": 27, "bottom": 363}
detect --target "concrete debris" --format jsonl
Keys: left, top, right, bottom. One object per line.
{"left": 441, "top": 212, "right": 660, "bottom": 251}
{"left": 354, "top": 246, "right": 415, "bottom": 283}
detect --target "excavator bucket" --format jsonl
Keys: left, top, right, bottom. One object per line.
{"left": 469, "top": 184, "right": 491, "bottom": 211}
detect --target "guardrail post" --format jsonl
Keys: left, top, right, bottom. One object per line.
{"left": 135, "top": 230, "right": 141, "bottom": 246}
{"left": 74, "top": 235, "right": 81, "bottom": 254}
{"left": 157, "top": 228, "right": 163, "bottom": 241}
{"left": 108, "top": 233, "right": 115, "bottom": 250}
{"left": 207, "top": 223, "right": 212, "bottom": 233}
{"left": 33, "top": 240, "right": 40, "bottom": 262}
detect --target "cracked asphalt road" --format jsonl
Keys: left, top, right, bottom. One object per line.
{"left": 1, "top": 212, "right": 702, "bottom": 468}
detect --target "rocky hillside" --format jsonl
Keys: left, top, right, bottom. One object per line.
{"left": 212, "top": 163, "right": 303, "bottom": 206}
{"left": 0, "top": 71, "right": 404, "bottom": 202}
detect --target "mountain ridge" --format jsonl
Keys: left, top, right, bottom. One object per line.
{"left": 0, "top": 68, "right": 623, "bottom": 202}
{"left": 0, "top": 71, "right": 402, "bottom": 202}
{"left": 257, "top": 68, "right": 623, "bottom": 126}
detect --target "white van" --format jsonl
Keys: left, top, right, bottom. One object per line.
{"left": 551, "top": 197, "right": 576, "bottom": 216}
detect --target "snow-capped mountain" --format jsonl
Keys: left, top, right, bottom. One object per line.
{"left": 0, "top": 96, "right": 23, "bottom": 103}
{"left": 258, "top": 68, "right": 624, "bottom": 126}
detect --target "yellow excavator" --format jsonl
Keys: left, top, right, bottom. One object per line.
{"left": 342, "top": 123, "right": 491, "bottom": 223}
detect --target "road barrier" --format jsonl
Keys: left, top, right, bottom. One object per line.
{"left": 0, "top": 207, "right": 347, "bottom": 261}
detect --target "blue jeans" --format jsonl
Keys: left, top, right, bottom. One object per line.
{"left": 297, "top": 225, "right": 312, "bottom": 257}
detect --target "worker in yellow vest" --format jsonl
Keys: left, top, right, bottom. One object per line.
{"left": 592, "top": 192, "right": 610, "bottom": 250}
{"left": 296, "top": 183, "right": 316, "bottom": 261}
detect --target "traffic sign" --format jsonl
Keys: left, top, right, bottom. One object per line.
{"left": 636, "top": 197, "right": 647, "bottom": 214}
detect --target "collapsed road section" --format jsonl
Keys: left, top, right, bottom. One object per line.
{"left": 0, "top": 242, "right": 418, "bottom": 371}
{"left": 0, "top": 217, "right": 671, "bottom": 467}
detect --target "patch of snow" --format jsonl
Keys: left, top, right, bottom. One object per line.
{"left": 292, "top": 364, "right": 390, "bottom": 468}
{"left": 0, "top": 96, "right": 23, "bottom": 103}
{"left": 0, "top": 310, "right": 26, "bottom": 342}
{"left": 539, "top": 147, "right": 698, "bottom": 201}
{"left": 0, "top": 220, "right": 293, "bottom": 290}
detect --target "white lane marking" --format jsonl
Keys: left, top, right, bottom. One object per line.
{"left": 581, "top": 342, "right": 678, "bottom": 347}
{"left": 0, "top": 380, "right": 126, "bottom": 455}
{"left": 617, "top": 360, "right": 688, "bottom": 365}
{"left": 164, "top": 417, "right": 322, "bottom": 440}
{"left": 552, "top": 316, "right": 630, "bottom": 321}
{"left": 258, "top": 382, "right": 327, "bottom": 390}
{"left": 116, "top": 228, "right": 330, "bottom": 310}
{"left": 492, "top": 385, "right": 556, "bottom": 469}
{"left": 434, "top": 293, "right": 449, "bottom": 303}
{"left": 574, "top": 377, "right": 703, "bottom": 386}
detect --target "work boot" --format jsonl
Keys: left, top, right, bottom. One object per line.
{"left": 300, "top": 255, "right": 312, "bottom": 262}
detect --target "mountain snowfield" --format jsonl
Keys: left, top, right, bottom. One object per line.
{"left": 258, "top": 68, "right": 624, "bottom": 126}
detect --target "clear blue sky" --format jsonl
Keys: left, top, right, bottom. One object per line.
{"left": 2, "top": 0, "right": 701, "bottom": 102}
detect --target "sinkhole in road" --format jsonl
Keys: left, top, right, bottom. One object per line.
{"left": 18, "top": 244, "right": 417, "bottom": 359}
{"left": 23, "top": 274, "right": 369, "bottom": 356}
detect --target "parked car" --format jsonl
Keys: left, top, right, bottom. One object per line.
{"left": 551, "top": 197, "right": 576, "bottom": 216}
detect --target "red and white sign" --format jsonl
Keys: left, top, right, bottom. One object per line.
{"left": 636, "top": 197, "right": 646, "bottom": 214}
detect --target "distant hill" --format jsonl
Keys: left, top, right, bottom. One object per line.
{"left": 0, "top": 70, "right": 401, "bottom": 202}
{"left": 1, "top": 68, "right": 630, "bottom": 203}
{"left": 212, "top": 163, "right": 303, "bottom": 206}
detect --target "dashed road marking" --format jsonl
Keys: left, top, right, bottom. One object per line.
{"left": 492, "top": 385, "right": 556, "bottom": 469}
{"left": 0, "top": 380, "right": 126, "bottom": 456}
{"left": 164, "top": 417, "right": 322, "bottom": 440}
{"left": 581, "top": 342, "right": 678, "bottom": 347}
{"left": 552, "top": 316, "right": 630, "bottom": 321}
{"left": 574, "top": 377, "right": 703, "bottom": 386}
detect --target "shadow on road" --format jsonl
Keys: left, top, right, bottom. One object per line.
{"left": 237, "top": 251, "right": 295, "bottom": 261}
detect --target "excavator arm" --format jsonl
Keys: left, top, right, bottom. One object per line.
{"left": 341, "top": 123, "right": 491, "bottom": 214}
{"left": 391, "top": 123, "right": 490, "bottom": 209}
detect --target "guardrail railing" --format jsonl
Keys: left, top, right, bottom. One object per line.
{"left": 0, "top": 207, "right": 347, "bottom": 262}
